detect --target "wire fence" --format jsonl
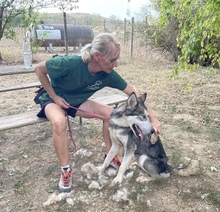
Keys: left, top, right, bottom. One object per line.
{"left": 0, "top": 13, "right": 173, "bottom": 66}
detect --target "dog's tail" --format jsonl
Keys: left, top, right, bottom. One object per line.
{"left": 171, "top": 159, "right": 192, "bottom": 172}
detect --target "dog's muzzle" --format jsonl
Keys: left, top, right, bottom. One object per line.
{"left": 132, "top": 124, "right": 144, "bottom": 141}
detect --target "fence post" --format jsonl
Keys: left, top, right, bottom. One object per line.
{"left": 124, "top": 18, "right": 126, "bottom": 44}
{"left": 103, "top": 19, "right": 106, "bottom": 32}
{"left": 130, "top": 17, "right": 134, "bottom": 57}
{"left": 63, "top": 11, "right": 68, "bottom": 55}
{"left": 145, "top": 15, "right": 148, "bottom": 48}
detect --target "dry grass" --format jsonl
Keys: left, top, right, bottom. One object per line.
{"left": 0, "top": 36, "right": 220, "bottom": 212}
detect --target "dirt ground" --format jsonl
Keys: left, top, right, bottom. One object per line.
{"left": 0, "top": 42, "right": 219, "bottom": 211}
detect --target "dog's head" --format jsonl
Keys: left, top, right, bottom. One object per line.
{"left": 125, "top": 92, "right": 154, "bottom": 141}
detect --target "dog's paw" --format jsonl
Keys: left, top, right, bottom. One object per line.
{"left": 112, "top": 175, "right": 123, "bottom": 185}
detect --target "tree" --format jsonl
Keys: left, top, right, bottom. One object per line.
{"left": 0, "top": 0, "right": 46, "bottom": 62}
{"left": 151, "top": 0, "right": 220, "bottom": 71}
{"left": 0, "top": 0, "right": 41, "bottom": 41}
{"left": 0, "top": 0, "right": 79, "bottom": 61}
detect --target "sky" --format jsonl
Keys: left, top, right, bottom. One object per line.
{"left": 40, "top": 0, "right": 151, "bottom": 20}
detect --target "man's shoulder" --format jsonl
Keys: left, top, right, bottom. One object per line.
{"left": 68, "top": 54, "right": 86, "bottom": 66}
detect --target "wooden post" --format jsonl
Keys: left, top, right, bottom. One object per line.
{"left": 130, "top": 17, "right": 134, "bottom": 57}
{"left": 145, "top": 15, "right": 148, "bottom": 48}
{"left": 124, "top": 18, "right": 126, "bottom": 44}
{"left": 63, "top": 11, "right": 68, "bottom": 55}
{"left": 103, "top": 19, "right": 106, "bottom": 32}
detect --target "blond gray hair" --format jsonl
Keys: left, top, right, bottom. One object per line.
{"left": 81, "top": 33, "right": 120, "bottom": 63}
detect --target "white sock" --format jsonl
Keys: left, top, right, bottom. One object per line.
{"left": 61, "top": 165, "right": 70, "bottom": 172}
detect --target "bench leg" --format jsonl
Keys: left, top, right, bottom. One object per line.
{"left": 79, "top": 117, "right": 82, "bottom": 125}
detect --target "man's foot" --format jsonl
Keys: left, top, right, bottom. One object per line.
{"left": 58, "top": 168, "right": 72, "bottom": 193}
{"left": 105, "top": 154, "right": 121, "bottom": 170}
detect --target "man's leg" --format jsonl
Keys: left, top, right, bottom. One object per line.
{"left": 45, "top": 103, "right": 72, "bottom": 193}
{"left": 76, "top": 100, "right": 121, "bottom": 169}
{"left": 45, "top": 103, "right": 69, "bottom": 166}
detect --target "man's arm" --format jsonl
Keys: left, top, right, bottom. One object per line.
{"left": 34, "top": 61, "right": 70, "bottom": 109}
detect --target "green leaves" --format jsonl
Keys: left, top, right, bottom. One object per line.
{"left": 153, "top": 0, "right": 220, "bottom": 71}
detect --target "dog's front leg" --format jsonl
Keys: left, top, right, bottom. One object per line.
{"left": 112, "top": 150, "right": 133, "bottom": 185}
{"left": 97, "top": 142, "right": 119, "bottom": 172}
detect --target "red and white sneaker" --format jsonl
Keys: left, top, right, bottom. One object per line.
{"left": 58, "top": 168, "right": 72, "bottom": 193}
{"left": 105, "top": 155, "right": 121, "bottom": 170}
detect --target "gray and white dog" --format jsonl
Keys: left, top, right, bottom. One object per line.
{"left": 97, "top": 92, "right": 172, "bottom": 185}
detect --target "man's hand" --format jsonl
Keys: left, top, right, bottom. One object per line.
{"left": 53, "top": 96, "right": 70, "bottom": 109}
{"left": 150, "top": 117, "right": 162, "bottom": 134}
{"left": 149, "top": 117, "right": 161, "bottom": 144}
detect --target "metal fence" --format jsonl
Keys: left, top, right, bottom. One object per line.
{"left": 0, "top": 13, "right": 151, "bottom": 65}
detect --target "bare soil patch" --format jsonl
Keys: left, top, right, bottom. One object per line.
{"left": 0, "top": 40, "right": 219, "bottom": 211}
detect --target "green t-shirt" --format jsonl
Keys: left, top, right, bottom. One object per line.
{"left": 39, "top": 54, "right": 127, "bottom": 106}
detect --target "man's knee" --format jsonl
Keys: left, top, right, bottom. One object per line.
{"left": 51, "top": 116, "right": 66, "bottom": 135}
{"left": 103, "top": 105, "right": 114, "bottom": 116}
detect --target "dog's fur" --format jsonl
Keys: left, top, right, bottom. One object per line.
{"left": 97, "top": 92, "right": 150, "bottom": 184}
{"left": 97, "top": 92, "right": 171, "bottom": 184}
{"left": 134, "top": 134, "right": 172, "bottom": 177}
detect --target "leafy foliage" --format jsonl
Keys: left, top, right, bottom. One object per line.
{"left": 151, "top": 0, "right": 220, "bottom": 71}
{"left": 0, "top": 0, "right": 25, "bottom": 40}
{"left": 0, "top": 0, "right": 79, "bottom": 42}
{"left": 50, "top": 0, "right": 79, "bottom": 12}
{"left": 0, "top": 0, "right": 80, "bottom": 61}
{"left": 0, "top": 0, "right": 45, "bottom": 41}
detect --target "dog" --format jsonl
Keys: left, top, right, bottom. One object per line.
{"left": 92, "top": 92, "right": 194, "bottom": 186}
{"left": 98, "top": 92, "right": 160, "bottom": 184}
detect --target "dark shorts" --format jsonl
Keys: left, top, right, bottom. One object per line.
{"left": 37, "top": 99, "right": 81, "bottom": 118}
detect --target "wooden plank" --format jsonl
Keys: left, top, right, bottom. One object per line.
{"left": 0, "top": 82, "right": 42, "bottom": 92}
{"left": 91, "top": 94, "right": 127, "bottom": 105}
{"left": 0, "top": 94, "right": 127, "bottom": 131}
{"left": 0, "top": 111, "right": 47, "bottom": 131}
{"left": 0, "top": 65, "right": 35, "bottom": 76}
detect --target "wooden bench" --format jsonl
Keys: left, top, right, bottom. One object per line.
{"left": 0, "top": 94, "right": 127, "bottom": 131}
{"left": 0, "top": 65, "right": 40, "bottom": 92}
{"left": 0, "top": 65, "right": 127, "bottom": 131}
{"left": 0, "top": 65, "right": 34, "bottom": 76}
{"left": 0, "top": 81, "right": 41, "bottom": 92}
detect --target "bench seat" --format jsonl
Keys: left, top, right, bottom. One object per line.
{"left": 0, "top": 65, "right": 34, "bottom": 76}
{"left": 0, "top": 94, "right": 127, "bottom": 131}
{"left": 0, "top": 82, "right": 42, "bottom": 92}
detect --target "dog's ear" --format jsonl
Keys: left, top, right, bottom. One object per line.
{"left": 138, "top": 93, "right": 147, "bottom": 103}
{"left": 126, "top": 92, "right": 138, "bottom": 108}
